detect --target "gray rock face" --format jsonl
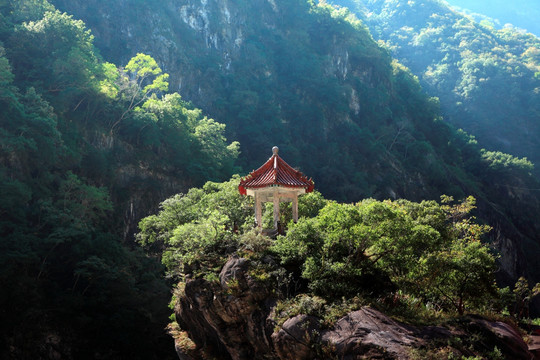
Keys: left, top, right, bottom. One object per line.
{"left": 219, "top": 256, "right": 249, "bottom": 288}
{"left": 173, "top": 257, "right": 535, "bottom": 360}
{"left": 321, "top": 307, "right": 423, "bottom": 359}
{"left": 461, "top": 316, "right": 533, "bottom": 359}
{"left": 175, "top": 257, "right": 275, "bottom": 360}
{"left": 272, "top": 315, "right": 321, "bottom": 360}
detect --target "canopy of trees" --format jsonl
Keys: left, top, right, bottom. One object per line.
{"left": 445, "top": 0, "right": 540, "bottom": 36}
{"left": 137, "top": 178, "right": 513, "bottom": 323}
{"left": 339, "top": 0, "right": 540, "bottom": 177}
{"left": 0, "top": 1, "right": 238, "bottom": 358}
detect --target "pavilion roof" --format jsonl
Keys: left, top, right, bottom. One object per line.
{"left": 239, "top": 148, "right": 314, "bottom": 195}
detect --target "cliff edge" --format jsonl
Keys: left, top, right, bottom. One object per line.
{"left": 171, "top": 257, "right": 534, "bottom": 360}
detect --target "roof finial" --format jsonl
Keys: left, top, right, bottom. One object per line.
{"left": 272, "top": 146, "right": 279, "bottom": 156}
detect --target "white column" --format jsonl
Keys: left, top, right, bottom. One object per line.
{"left": 273, "top": 189, "right": 280, "bottom": 230}
{"left": 292, "top": 195, "right": 298, "bottom": 223}
{"left": 255, "top": 192, "right": 262, "bottom": 227}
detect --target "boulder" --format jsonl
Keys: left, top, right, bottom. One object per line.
{"left": 272, "top": 315, "right": 320, "bottom": 360}
{"left": 321, "top": 307, "right": 423, "bottom": 359}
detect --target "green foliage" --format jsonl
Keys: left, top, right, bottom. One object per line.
{"left": 10, "top": 0, "right": 55, "bottom": 23}
{"left": 56, "top": 171, "right": 113, "bottom": 229}
{"left": 112, "top": 53, "right": 169, "bottom": 132}
{"left": 164, "top": 214, "right": 237, "bottom": 276}
{"left": 0, "top": 4, "right": 238, "bottom": 358}
{"left": 337, "top": 0, "right": 540, "bottom": 298}
{"left": 125, "top": 53, "right": 168, "bottom": 88}
{"left": 9, "top": 10, "right": 101, "bottom": 107}
{"left": 273, "top": 294, "right": 327, "bottom": 328}
{"left": 3, "top": 0, "right": 540, "bottom": 356}
{"left": 357, "top": 0, "right": 540, "bottom": 177}
{"left": 138, "top": 177, "right": 252, "bottom": 277}
{"left": 239, "top": 230, "right": 274, "bottom": 255}
{"left": 46, "top": 0, "right": 540, "bottom": 285}
{"left": 193, "top": 118, "right": 240, "bottom": 179}
{"left": 445, "top": 0, "right": 540, "bottom": 37}
{"left": 298, "top": 190, "right": 329, "bottom": 218}
{"left": 480, "top": 150, "right": 533, "bottom": 173}
{"left": 511, "top": 277, "right": 540, "bottom": 319}
{"left": 140, "top": 176, "right": 520, "bottom": 360}
{"left": 272, "top": 196, "right": 497, "bottom": 314}
{"left": 144, "top": 178, "right": 501, "bottom": 329}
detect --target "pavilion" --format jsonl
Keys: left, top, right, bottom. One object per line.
{"left": 238, "top": 146, "right": 314, "bottom": 230}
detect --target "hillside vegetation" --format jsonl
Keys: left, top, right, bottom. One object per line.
{"left": 445, "top": 0, "right": 540, "bottom": 36}
{"left": 48, "top": 0, "right": 540, "bottom": 294}
{"left": 0, "top": 1, "right": 237, "bottom": 358}
{"left": 338, "top": 0, "right": 540, "bottom": 176}
{"left": 46, "top": 0, "right": 532, "bottom": 199}
{"left": 1, "top": 0, "right": 540, "bottom": 358}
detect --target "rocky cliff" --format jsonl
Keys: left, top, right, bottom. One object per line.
{"left": 172, "top": 257, "right": 535, "bottom": 360}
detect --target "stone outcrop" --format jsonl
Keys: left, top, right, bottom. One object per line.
{"left": 321, "top": 307, "right": 424, "bottom": 358}
{"left": 173, "top": 257, "right": 535, "bottom": 360}
{"left": 460, "top": 316, "right": 532, "bottom": 359}
{"left": 272, "top": 315, "right": 320, "bottom": 360}
{"left": 174, "top": 256, "right": 275, "bottom": 360}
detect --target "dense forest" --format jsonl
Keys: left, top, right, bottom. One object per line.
{"left": 47, "top": 0, "right": 540, "bottom": 284}
{"left": 445, "top": 0, "right": 540, "bottom": 36}
{"left": 1, "top": 0, "right": 540, "bottom": 358}
{"left": 0, "top": 1, "right": 237, "bottom": 358}
{"left": 334, "top": 0, "right": 540, "bottom": 175}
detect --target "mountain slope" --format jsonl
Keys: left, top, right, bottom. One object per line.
{"left": 0, "top": 1, "right": 238, "bottom": 358}
{"left": 2, "top": 0, "right": 540, "bottom": 357}
{"left": 335, "top": 0, "right": 540, "bottom": 175}
{"left": 445, "top": 0, "right": 540, "bottom": 36}
{"left": 47, "top": 0, "right": 540, "bottom": 283}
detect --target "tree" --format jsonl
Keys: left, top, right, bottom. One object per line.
{"left": 272, "top": 195, "right": 498, "bottom": 313}
{"left": 111, "top": 53, "right": 169, "bottom": 132}
{"left": 137, "top": 177, "right": 252, "bottom": 277}
{"left": 407, "top": 196, "right": 496, "bottom": 314}
{"left": 193, "top": 118, "right": 240, "bottom": 180}
{"left": 9, "top": 10, "right": 101, "bottom": 107}
{"left": 512, "top": 277, "right": 540, "bottom": 319}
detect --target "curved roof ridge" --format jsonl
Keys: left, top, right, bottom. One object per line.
{"left": 239, "top": 152, "right": 314, "bottom": 195}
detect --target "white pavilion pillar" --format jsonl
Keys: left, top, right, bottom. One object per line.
{"left": 254, "top": 192, "right": 262, "bottom": 227}
{"left": 273, "top": 189, "right": 280, "bottom": 230}
{"left": 292, "top": 195, "right": 299, "bottom": 223}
